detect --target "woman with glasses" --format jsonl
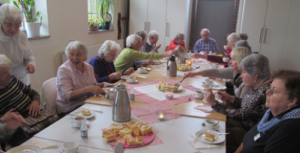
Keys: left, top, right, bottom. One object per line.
{"left": 204, "top": 54, "right": 272, "bottom": 152}
{"left": 235, "top": 69, "right": 300, "bottom": 153}
{"left": 0, "top": 4, "right": 36, "bottom": 86}
{"left": 89, "top": 40, "right": 134, "bottom": 83}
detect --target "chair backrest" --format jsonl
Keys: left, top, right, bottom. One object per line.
{"left": 165, "top": 46, "right": 169, "bottom": 52}
{"left": 40, "top": 77, "right": 58, "bottom": 115}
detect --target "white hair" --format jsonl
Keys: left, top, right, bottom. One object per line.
{"left": 65, "top": 41, "right": 88, "bottom": 59}
{"left": 135, "top": 30, "right": 148, "bottom": 41}
{"left": 239, "top": 54, "right": 270, "bottom": 80}
{"left": 0, "top": 54, "right": 11, "bottom": 68}
{"left": 149, "top": 30, "right": 159, "bottom": 38}
{"left": 98, "top": 40, "right": 121, "bottom": 57}
{"left": 0, "top": 4, "right": 22, "bottom": 24}
{"left": 227, "top": 33, "right": 240, "bottom": 48}
{"left": 126, "top": 34, "right": 142, "bottom": 47}
{"left": 200, "top": 28, "right": 210, "bottom": 34}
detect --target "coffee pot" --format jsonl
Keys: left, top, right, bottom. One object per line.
{"left": 108, "top": 84, "right": 131, "bottom": 122}
{"left": 166, "top": 55, "right": 177, "bottom": 77}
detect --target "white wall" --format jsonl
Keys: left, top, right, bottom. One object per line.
{"left": 28, "top": 0, "right": 125, "bottom": 92}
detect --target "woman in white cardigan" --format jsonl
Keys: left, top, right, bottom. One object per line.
{"left": 0, "top": 4, "right": 36, "bottom": 86}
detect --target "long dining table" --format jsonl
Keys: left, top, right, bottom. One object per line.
{"left": 22, "top": 58, "right": 227, "bottom": 153}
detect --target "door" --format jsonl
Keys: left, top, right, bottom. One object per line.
{"left": 237, "top": 0, "right": 268, "bottom": 53}
{"left": 129, "top": 0, "right": 148, "bottom": 35}
{"left": 147, "top": 0, "right": 167, "bottom": 53}
{"left": 165, "top": 0, "right": 187, "bottom": 52}
{"left": 260, "top": 0, "right": 292, "bottom": 71}
{"left": 279, "top": 0, "right": 300, "bottom": 70}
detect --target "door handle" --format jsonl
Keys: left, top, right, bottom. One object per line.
{"left": 259, "top": 28, "right": 264, "bottom": 43}
{"left": 263, "top": 28, "right": 267, "bottom": 43}
{"left": 166, "top": 23, "right": 168, "bottom": 36}
{"left": 148, "top": 22, "right": 150, "bottom": 33}
{"left": 144, "top": 22, "right": 147, "bottom": 32}
{"left": 167, "top": 23, "right": 170, "bottom": 37}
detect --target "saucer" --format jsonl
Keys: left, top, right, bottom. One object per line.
{"left": 71, "top": 120, "right": 90, "bottom": 128}
{"left": 126, "top": 80, "right": 138, "bottom": 84}
{"left": 201, "top": 122, "right": 220, "bottom": 131}
{"left": 137, "top": 70, "right": 147, "bottom": 74}
{"left": 193, "top": 94, "right": 204, "bottom": 99}
{"left": 147, "top": 68, "right": 151, "bottom": 71}
{"left": 202, "top": 82, "right": 212, "bottom": 86}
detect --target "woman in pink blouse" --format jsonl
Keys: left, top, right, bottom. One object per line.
{"left": 56, "top": 41, "right": 114, "bottom": 116}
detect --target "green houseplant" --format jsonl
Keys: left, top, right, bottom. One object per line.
{"left": 88, "top": 17, "right": 103, "bottom": 31}
{"left": 97, "top": 0, "right": 118, "bottom": 30}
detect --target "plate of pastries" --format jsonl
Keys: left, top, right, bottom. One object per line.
{"left": 102, "top": 121, "right": 155, "bottom": 147}
{"left": 156, "top": 81, "right": 183, "bottom": 92}
{"left": 195, "top": 130, "right": 225, "bottom": 144}
{"left": 177, "top": 64, "right": 194, "bottom": 71}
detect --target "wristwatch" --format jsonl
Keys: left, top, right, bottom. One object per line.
{"left": 103, "top": 13, "right": 112, "bottom": 22}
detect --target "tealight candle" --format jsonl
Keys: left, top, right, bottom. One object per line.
{"left": 165, "top": 89, "right": 173, "bottom": 99}
{"left": 156, "top": 110, "right": 167, "bottom": 121}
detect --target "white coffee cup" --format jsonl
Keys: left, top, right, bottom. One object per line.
{"left": 212, "top": 63, "right": 219, "bottom": 68}
{"left": 138, "top": 68, "right": 147, "bottom": 73}
{"left": 205, "top": 119, "right": 219, "bottom": 130}
{"left": 126, "top": 76, "right": 136, "bottom": 82}
{"left": 195, "top": 90, "right": 204, "bottom": 98}
{"left": 59, "top": 142, "right": 79, "bottom": 153}
{"left": 223, "top": 45, "right": 228, "bottom": 50}
{"left": 222, "top": 57, "right": 230, "bottom": 62}
{"left": 204, "top": 79, "right": 212, "bottom": 85}
{"left": 70, "top": 116, "right": 85, "bottom": 127}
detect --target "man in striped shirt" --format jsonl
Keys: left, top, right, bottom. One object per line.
{"left": 193, "top": 28, "right": 220, "bottom": 54}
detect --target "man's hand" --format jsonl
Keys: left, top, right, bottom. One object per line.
{"left": 26, "top": 64, "right": 35, "bottom": 74}
{"left": 27, "top": 100, "right": 40, "bottom": 116}
{"left": 124, "top": 67, "right": 134, "bottom": 75}
{"left": 204, "top": 89, "right": 215, "bottom": 106}
{"left": 1, "top": 110, "right": 26, "bottom": 132}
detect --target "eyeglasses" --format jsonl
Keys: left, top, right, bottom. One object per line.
{"left": 4, "top": 22, "right": 22, "bottom": 28}
{"left": 267, "top": 88, "right": 287, "bottom": 95}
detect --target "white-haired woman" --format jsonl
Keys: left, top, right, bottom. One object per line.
{"left": 135, "top": 30, "right": 154, "bottom": 66}
{"left": 57, "top": 41, "right": 114, "bottom": 116}
{"left": 183, "top": 47, "right": 252, "bottom": 99}
{"left": 0, "top": 4, "right": 36, "bottom": 86}
{"left": 204, "top": 54, "right": 272, "bottom": 152}
{"left": 191, "top": 33, "right": 241, "bottom": 63}
{"left": 89, "top": 40, "right": 134, "bottom": 83}
{"left": 143, "top": 30, "right": 161, "bottom": 53}
{"left": 114, "top": 34, "right": 174, "bottom": 73}
{"left": 167, "top": 33, "right": 188, "bottom": 52}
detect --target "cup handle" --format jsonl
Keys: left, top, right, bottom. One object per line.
{"left": 59, "top": 148, "right": 64, "bottom": 153}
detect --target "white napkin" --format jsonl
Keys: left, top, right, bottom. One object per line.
{"left": 135, "top": 75, "right": 147, "bottom": 79}
{"left": 190, "top": 135, "right": 221, "bottom": 149}
{"left": 194, "top": 106, "right": 214, "bottom": 112}
{"left": 82, "top": 105, "right": 103, "bottom": 113}
{"left": 30, "top": 138, "right": 58, "bottom": 149}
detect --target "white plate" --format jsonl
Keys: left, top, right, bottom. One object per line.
{"left": 7, "top": 145, "right": 42, "bottom": 153}
{"left": 177, "top": 67, "right": 196, "bottom": 72}
{"left": 156, "top": 85, "right": 183, "bottom": 92}
{"left": 195, "top": 130, "right": 225, "bottom": 144}
{"left": 137, "top": 70, "right": 147, "bottom": 74}
{"left": 147, "top": 68, "right": 151, "bottom": 71}
{"left": 202, "top": 82, "right": 212, "bottom": 86}
{"left": 193, "top": 94, "right": 204, "bottom": 99}
{"left": 71, "top": 120, "right": 90, "bottom": 128}
{"left": 201, "top": 122, "right": 220, "bottom": 131}
{"left": 126, "top": 80, "right": 138, "bottom": 84}
{"left": 209, "top": 84, "right": 226, "bottom": 90}
{"left": 69, "top": 109, "right": 95, "bottom": 119}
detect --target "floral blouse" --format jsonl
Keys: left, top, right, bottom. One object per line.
{"left": 212, "top": 82, "right": 271, "bottom": 130}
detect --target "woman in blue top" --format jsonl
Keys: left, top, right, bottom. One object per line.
{"left": 89, "top": 40, "right": 134, "bottom": 83}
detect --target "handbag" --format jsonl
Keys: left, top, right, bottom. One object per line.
{"left": 20, "top": 109, "right": 58, "bottom": 137}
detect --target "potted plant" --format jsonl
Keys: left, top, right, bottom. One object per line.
{"left": 88, "top": 17, "right": 102, "bottom": 31}
{"left": 97, "top": 0, "right": 118, "bottom": 30}
{"left": 13, "top": 0, "right": 42, "bottom": 37}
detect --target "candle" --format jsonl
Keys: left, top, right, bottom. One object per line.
{"left": 159, "top": 114, "right": 164, "bottom": 119}
{"left": 187, "top": 61, "right": 192, "bottom": 66}
{"left": 165, "top": 89, "right": 173, "bottom": 99}
{"left": 156, "top": 110, "right": 167, "bottom": 121}
{"left": 191, "top": 58, "right": 196, "bottom": 62}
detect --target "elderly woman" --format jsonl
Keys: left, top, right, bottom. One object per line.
{"left": 0, "top": 4, "right": 35, "bottom": 86}
{"left": 114, "top": 34, "right": 174, "bottom": 73}
{"left": 57, "top": 41, "right": 113, "bottom": 116}
{"left": 235, "top": 70, "right": 300, "bottom": 153}
{"left": 191, "top": 33, "right": 240, "bottom": 64}
{"left": 167, "top": 33, "right": 188, "bottom": 52}
{"left": 183, "top": 47, "right": 252, "bottom": 98}
{"left": 135, "top": 30, "right": 154, "bottom": 66}
{"left": 89, "top": 40, "right": 134, "bottom": 83}
{"left": 143, "top": 30, "right": 161, "bottom": 53}
{"left": 204, "top": 54, "right": 272, "bottom": 152}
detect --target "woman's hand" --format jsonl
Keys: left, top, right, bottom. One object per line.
{"left": 26, "top": 64, "right": 35, "bottom": 74}
{"left": 1, "top": 110, "right": 26, "bottom": 132}
{"left": 217, "top": 91, "right": 235, "bottom": 103}
{"left": 183, "top": 72, "right": 199, "bottom": 79}
{"left": 124, "top": 67, "right": 134, "bottom": 75}
{"left": 88, "top": 85, "right": 105, "bottom": 95}
{"left": 109, "top": 72, "right": 122, "bottom": 80}
{"left": 27, "top": 100, "right": 40, "bottom": 116}
{"left": 102, "top": 82, "right": 115, "bottom": 88}
{"left": 191, "top": 53, "right": 208, "bottom": 59}
{"left": 204, "top": 89, "right": 215, "bottom": 106}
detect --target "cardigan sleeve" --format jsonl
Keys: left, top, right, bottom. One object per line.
{"left": 203, "top": 67, "right": 234, "bottom": 79}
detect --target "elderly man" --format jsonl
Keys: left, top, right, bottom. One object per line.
{"left": 143, "top": 30, "right": 161, "bottom": 53}
{"left": 193, "top": 28, "right": 219, "bottom": 54}
{"left": 114, "top": 34, "right": 174, "bottom": 73}
{"left": 0, "top": 4, "right": 36, "bottom": 86}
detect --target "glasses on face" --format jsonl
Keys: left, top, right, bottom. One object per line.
{"left": 4, "top": 22, "right": 22, "bottom": 28}
{"left": 267, "top": 88, "right": 287, "bottom": 95}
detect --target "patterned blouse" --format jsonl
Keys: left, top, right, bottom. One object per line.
{"left": 212, "top": 82, "right": 271, "bottom": 130}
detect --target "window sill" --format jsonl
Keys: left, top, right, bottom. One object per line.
{"left": 28, "top": 35, "right": 50, "bottom": 40}
{"left": 88, "top": 29, "right": 114, "bottom": 34}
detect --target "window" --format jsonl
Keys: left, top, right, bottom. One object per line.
{"left": 87, "top": 0, "right": 98, "bottom": 18}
